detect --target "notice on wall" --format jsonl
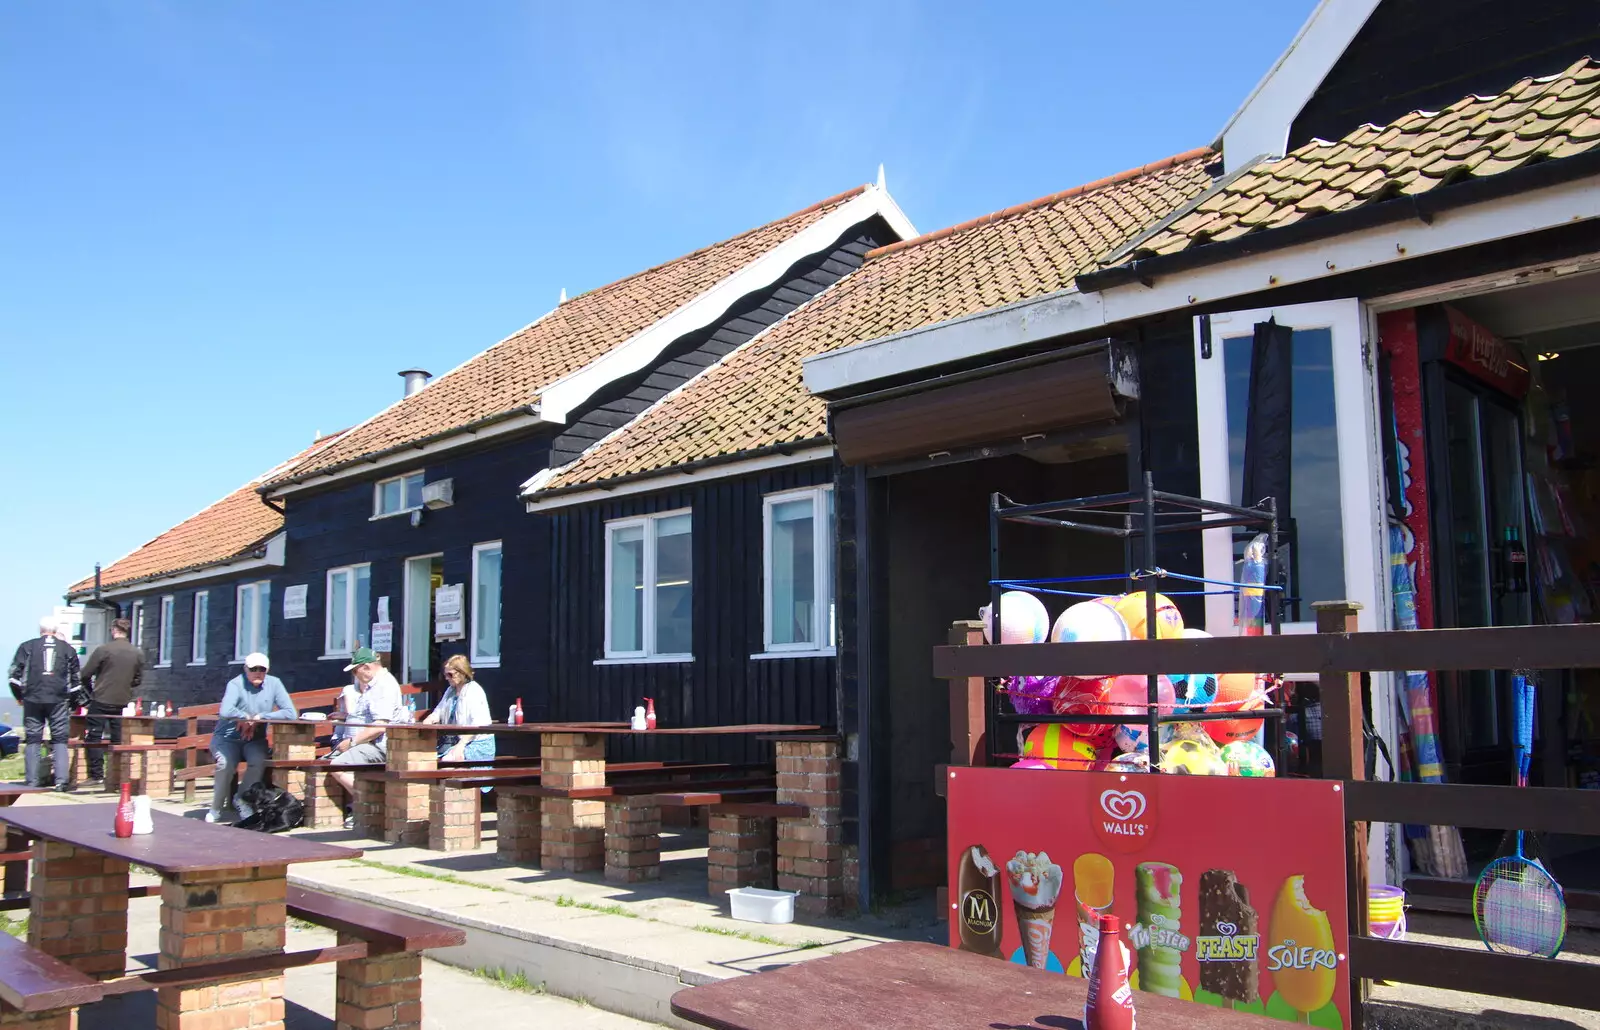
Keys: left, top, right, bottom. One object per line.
{"left": 434, "top": 584, "right": 464, "bottom": 640}
{"left": 370, "top": 622, "right": 393, "bottom": 653}
{"left": 376, "top": 596, "right": 390, "bottom": 623}
{"left": 283, "top": 584, "right": 308, "bottom": 620}
{"left": 947, "top": 767, "right": 1349, "bottom": 1027}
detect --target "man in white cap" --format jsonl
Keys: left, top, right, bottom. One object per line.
{"left": 208, "top": 652, "right": 296, "bottom": 823}
{"left": 8, "top": 616, "right": 82, "bottom": 789}
{"left": 328, "top": 646, "right": 404, "bottom": 829}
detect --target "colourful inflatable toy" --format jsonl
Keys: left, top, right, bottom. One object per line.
{"left": 1219, "top": 740, "right": 1276, "bottom": 777}
{"left": 980, "top": 590, "right": 1050, "bottom": 644}
{"left": 1206, "top": 672, "right": 1267, "bottom": 744}
{"left": 1050, "top": 600, "right": 1131, "bottom": 644}
{"left": 1111, "top": 591, "right": 1184, "bottom": 641}
{"left": 1021, "top": 723, "right": 1098, "bottom": 769}
{"left": 1103, "top": 674, "right": 1176, "bottom": 753}
{"left": 1159, "top": 737, "right": 1227, "bottom": 775}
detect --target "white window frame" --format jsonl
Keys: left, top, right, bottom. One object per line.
{"left": 402, "top": 552, "right": 443, "bottom": 684}
{"left": 190, "top": 590, "right": 208, "bottom": 665}
{"left": 471, "top": 541, "right": 503, "bottom": 668}
{"left": 756, "top": 486, "right": 836, "bottom": 658}
{"left": 234, "top": 580, "right": 271, "bottom": 662}
{"left": 372, "top": 471, "right": 425, "bottom": 519}
{"left": 323, "top": 564, "right": 372, "bottom": 659}
{"left": 155, "top": 595, "right": 175, "bottom": 667}
{"left": 599, "top": 508, "right": 694, "bottom": 663}
{"left": 130, "top": 601, "right": 145, "bottom": 656}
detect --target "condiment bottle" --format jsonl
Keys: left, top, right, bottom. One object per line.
{"left": 1084, "top": 913, "right": 1136, "bottom": 1030}
{"left": 631, "top": 706, "right": 647, "bottom": 731}
{"left": 114, "top": 783, "right": 135, "bottom": 839}
{"left": 645, "top": 697, "right": 657, "bottom": 731}
{"left": 512, "top": 698, "right": 524, "bottom": 726}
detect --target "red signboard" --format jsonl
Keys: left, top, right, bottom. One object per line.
{"left": 948, "top": 767, "right": 1350, "bottom": 1027}
{"left": 1442, "top": 306, "right": 1530, "bottom": 399}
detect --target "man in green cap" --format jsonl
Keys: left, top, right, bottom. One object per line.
{"left": 329, "top": 646, "right": 405, "bottom": 829}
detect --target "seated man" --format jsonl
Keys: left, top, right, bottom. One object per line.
{"left": 209, "top": 652, "right": 297, "bottom": 823}
{"left": 329, "top": 647, "right": 404, "bottom": 829}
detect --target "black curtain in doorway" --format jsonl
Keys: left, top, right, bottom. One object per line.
{"left": 1241, "top": 318, "right": 1294, "bottom": 519}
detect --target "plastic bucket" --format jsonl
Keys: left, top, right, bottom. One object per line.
{"left": 1368, "top": 917, "right": 1406, "bottom": 939}
{"left": 1368, "top": 884, "right": 1404, "bottom": 925}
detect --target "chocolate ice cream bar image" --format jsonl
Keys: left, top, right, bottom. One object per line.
{"left": 1198, "top": 868, "right": 1260, "bottom": 1005}
{"left": 956, "top": 844, "right": 1004, "bottom": 958}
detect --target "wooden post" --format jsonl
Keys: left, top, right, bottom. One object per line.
{"left": 1313, "top": 600, "right": 1367, "bottom": 1030}
{"left": 947, "top": 621, "right": 986, "bottom": 767}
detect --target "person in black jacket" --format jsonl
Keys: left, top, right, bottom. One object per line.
{"left": 78, "top": 618, "right": 144, "bottom": 783}
{"left": 7, "top": 616, "right": 82, "bottom": 789}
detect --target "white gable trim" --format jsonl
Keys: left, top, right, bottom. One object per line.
{"left": 1216, "top": 0, "right": 1381, "bottom": 173}
{"left": 76, "top": 532, "right": 288, "bottom": 600}
{"left": 523, "top": 447, "right": 833, "bottom": 512}
{"left": 803, "top": 172, "right": 1600, "bottom": 394}
{"left": 537, "top": 185, "right": 918, "bottom": 424}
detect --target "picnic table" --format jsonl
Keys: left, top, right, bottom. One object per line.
{"left": 670, "top": 941, "right": 1283, "bottom": 1030}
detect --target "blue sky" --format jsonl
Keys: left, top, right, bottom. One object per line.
{"left": 0, "top": 0, "right": 1316, "bottom": 645}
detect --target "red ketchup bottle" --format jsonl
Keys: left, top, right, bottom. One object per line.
{"left": 512, "top": 698, "right": 524, "bottom": 726}
{"left": 644, "top": 698, "right": 657, "bottom": 731}
{"left": 1084, "top": 913, "right": 1136, "bottom": 1030}
{"left": 114, "top": 783, "right": 135, "bottom": 839}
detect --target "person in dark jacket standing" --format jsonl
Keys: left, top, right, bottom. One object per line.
{"left": 7, "top": 616, "right": 82, "bottom": 789}
{"left": 77, "top": 618, "right": 144, "bottom": 783}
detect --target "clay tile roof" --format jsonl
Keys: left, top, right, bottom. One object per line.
{"left": 66, "top": 432, "right": 349, "bottom": 597}
{"left": 530, "top": 149, "right": 1215, "bottom": 496}
{"left": 1113, "top": 57, "right": 1600, "bottom": 264}
{"left": 275, "top": 187, "right": 869, "bottom": 484}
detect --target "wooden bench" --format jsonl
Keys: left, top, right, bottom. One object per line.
{"left": 0, "top": 931, "right": 105, "bottom": 1023}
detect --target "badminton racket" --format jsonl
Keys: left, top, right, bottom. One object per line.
{"left": 1472, "top": 672, "right": 1566, "bottom": 958}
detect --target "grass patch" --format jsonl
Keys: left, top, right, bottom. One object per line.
{"left": 0, "top": 755, "right": 22, "bottom": 782}
{"left": 288, "top": 917, "right": 319, "bottom": 932}
{"left": 0, "top": 914, "right": 26, "bottom": 940}
{"left": 351, "top": 859, "right": 509, "bottom": 893}
{"left": 553, "top": 895, "right": 635, "bottom": 918}
{"left": 472, "top": 967, "right": 545, "bottom": 995}
{"left": 691, "top": 924, "right": 824, "bottom": 949}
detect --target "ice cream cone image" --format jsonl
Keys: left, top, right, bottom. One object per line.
{"left": 1007, "top": 850, "right": 1064, "bottom": 970}
{"left": 1073, "top": 852, "right": 1115, "bottom": 978}
{"left": 1134, "top": 862, "right": 1188, "bottom": 997}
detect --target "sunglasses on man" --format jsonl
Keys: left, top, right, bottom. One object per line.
{"left": 247, "top": 665, "right": 268, "bottom": 673}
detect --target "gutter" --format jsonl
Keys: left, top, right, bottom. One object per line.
{"left": 65, "top": 543, "right": 274, "bottom": 602}
{"left": 524, "top": 437, "right": 832, "bottom": 502}
{"left": 1076, "top": 147, "right": 1600, "bottom": 293}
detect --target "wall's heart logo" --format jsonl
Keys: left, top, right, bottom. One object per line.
{"left": 1216, "top": 921, "right": 1238, "bottom": 937}
{"left": 1100, "top": 789, "right": 1147, "bottom": 822}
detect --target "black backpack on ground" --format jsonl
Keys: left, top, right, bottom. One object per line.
{"left": 235, "top": 782, "right": 305, "bottom": 833}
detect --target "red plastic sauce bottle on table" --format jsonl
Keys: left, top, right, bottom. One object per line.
{"left": 645, "top": 698, "right": 657, "bottom": 731}
{"left": 114, "top": 783, "right": 135, "bottom": 839}
{"left": 1083, "top": 913, "right": 1136, "bottom": 1030}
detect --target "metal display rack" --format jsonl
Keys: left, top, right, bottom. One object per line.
{"left": 987, "top": 471, "right": 1287, "bottom": 769}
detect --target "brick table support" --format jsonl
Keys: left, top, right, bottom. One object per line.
{"left": 0, "top": 1005, "right": 77, "bottom": 1027}
{"left": 29, "top": 841, "right": 129, "bottom": 978}
{"left": 266, "top": 724, "right": 317, "bottom": 802}
{"left": 384, "top": 727, "right": 434, "bottom": 847}
{"left": 112, "top": 717, "right": 157, "bottom": 796}
{"left": 156, "top": 864, "right": 288, "bottom": 1030}
{"left": 604, "top": 796, "right": 660, "bottom": 883}
{"left": 335, "top": 933, "right": 421, "bottom": 1030}
{"left": 539, "top": 732, "right": 605, "bottom": 873}
{"left": 495, "top": 790, "right": 541, "bottom": 864}
{"left": 428, "top": 784, "right": 481, "bottom": 852}
{"left": 707, "top": 812, "right": 774, "bottom": 896}
{"left": 775, "top": 739, "right": 847, "bottom": 916}
{"left": 352, "top": 776, "right": 386, "bottom": 839}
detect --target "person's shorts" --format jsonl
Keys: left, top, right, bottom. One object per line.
{"left": 331, "top": 741, "right": 386, "bottom": 765}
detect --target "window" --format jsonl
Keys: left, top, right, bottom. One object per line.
{"left": 762, "top": 487, "right": 835, "bottom": 655}
{"left": 130, "top": 601, "right": 145, "bottom": 654}
{"left": 191, "top": 591, "right": 209, "bottom": 665}
{"left": 235, "top": 581, "right": 270, "bottom": 660}
{"left": 156, "top": 595, "right": 175, "bottom": 666}
{"left": 374, "top": 472, "right": 425, "bottom": 518}
{"left": 472, "top": 541, "right": 503, "bottom": 666}
{"left": 324, "top": 564, "right": 372, "bottom": 657}
{"left": 604, "top": 511, "right": 692, "bottom": 660}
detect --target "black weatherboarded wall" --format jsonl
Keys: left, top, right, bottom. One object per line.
{"left": 546, "top": 461, "right": 837, "bottom": 764}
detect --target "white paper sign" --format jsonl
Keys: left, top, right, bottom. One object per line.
{"left": 376, "top": 596, "right": 390, "bottom": 623}
{"left": 370, "top": 622, "right": 393, "bottom": 652}
{"left": 283, "top": 584, "right": 308, "bottom": 620}
{"left": 434, "top": 584, "right": 464, "bottom": 639}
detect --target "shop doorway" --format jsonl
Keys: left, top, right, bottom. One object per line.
{"left": 403, "top": 554, "right": 444, "bottom": 686}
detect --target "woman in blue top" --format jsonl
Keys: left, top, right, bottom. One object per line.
{"left": 208, "top": 652, "right": 297, "bottom": 823}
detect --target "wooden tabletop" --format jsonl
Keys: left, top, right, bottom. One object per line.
{"left": 0, "top": 787, "right": 49, "bottom": 798}
{"left": 532, "top": 723, "right": 822, "bottom": 736}
{"left": 670, "top": 941, "right": 1284, "bottom": 1030}
{"left": 0, "top": 804, "right": 361, "bottom": 875}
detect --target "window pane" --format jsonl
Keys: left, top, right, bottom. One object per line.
{"left": 380, "top": 479, "right": 401, "bottom": 514}
{"left": 825, "top": 490, "right": 836, "bottom": 647}
{"left": 236, "top": 590, "right": 252, "bottom": 658}
{"left": 770, "top": 499, "right": 815, "bottom": 646}
{"left": 404, "top": 474, "right": 424, "bottom": 510}
{"left": 354, "top": 567, "right": 371, "bottom": 649}
{"left": 609, "top": 525, "right": 645, "bottom": 653}
{"left": 160, "top": 599, "right": 174, "bottom": 662}
{"left": 654, "top": 514, "right": 692, "bottom": 655}
{"left": 475, "top": 547, "right": 502, "bottom": 659}
{"left": 1224, "top": 328, "right": 1345, "bottom": 620}
{"left": 256, "top": 584, "right": 270, "bottom": 654}
{"left": 329, "top": 571, "right": 350, "bottom": 654}
{"left": 193, "top": 594, "right": 208, "bottom": 662}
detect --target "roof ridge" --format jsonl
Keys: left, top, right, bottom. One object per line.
{"left": 863, "top": 148, "right": 1214, "bottom": 261}
{"left": 563, "top": 184, "right": 871, "bottom": 304}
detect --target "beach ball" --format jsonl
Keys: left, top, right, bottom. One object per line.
{"left": 1050, "top": 600, "right": 1131, "bottom": 644}
{"left": 1006, "top": 675, "right": 1061, "bottom": 716}
{"left": 1170, "top": 629, "right": 1218, "bottom": 711}
{"left": 1102, "top": 674, "right": 1176, "bottom": 753}
{"left": 1160, "top": 720, "right": 1215, "bottom": 749}
{"left": 1021, "top": 724, "right": 1098, "bottom": 770}
{"left": 1220, "top": 740, "right": 1276, "bottom": 777}
{"left": 1051, "top": 676, "right": 1116, "bottom": 745}
{"left": 1111, "top": 592, "right": 1184, "bottom": 640}
{"left": 1010, "top": 759, "right": 1054, "bottom": 770}
{"left": 1159, "top": 737, "right": 1227, "bottom": 775}
{"left": 980, "top": 591, "right": 1050, "bottom": 644}
{"left": 1104, "top": 751, "right": 1151, "bottom": 774}
{"left": 1206, "top": 673, "right": 1267, "bottom": 744}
